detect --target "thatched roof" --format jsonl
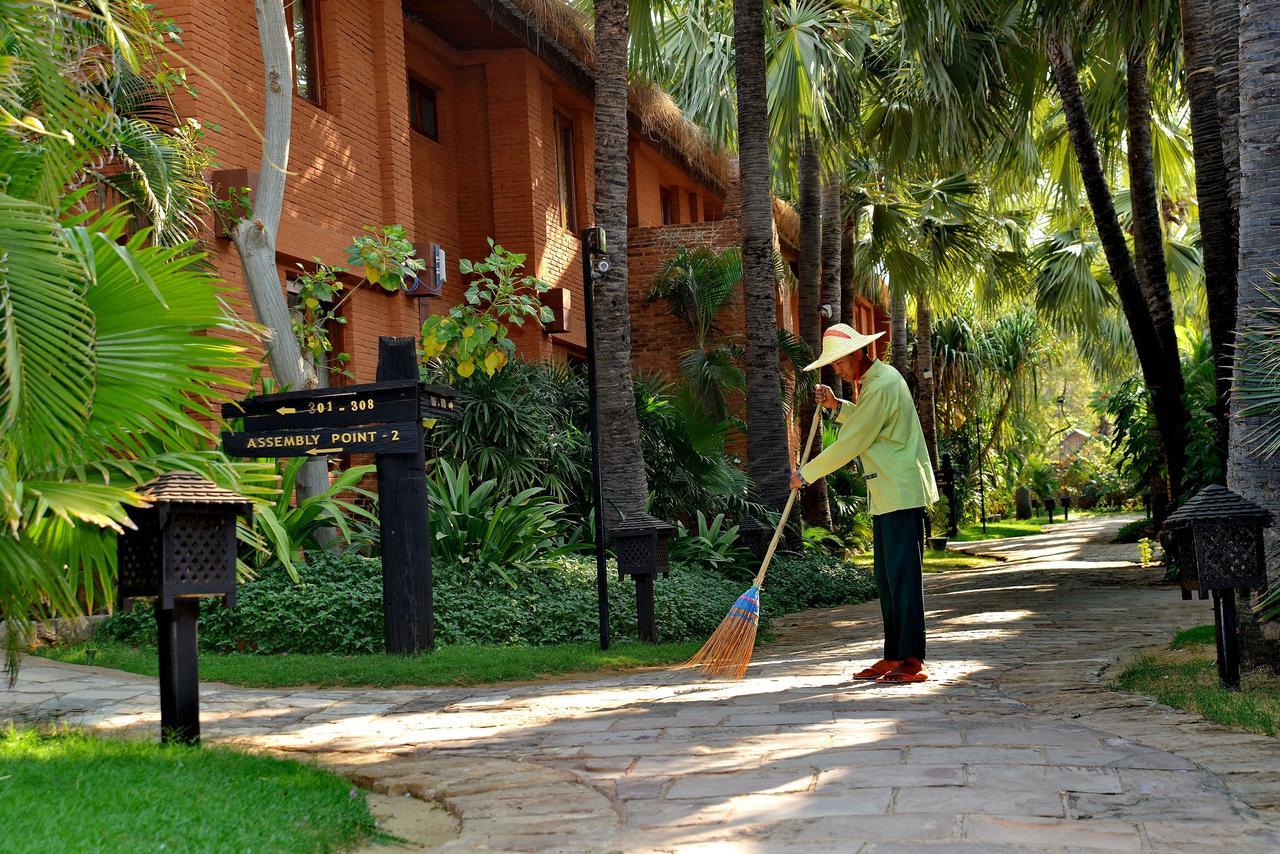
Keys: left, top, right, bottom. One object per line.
{"left": 495, "top": 0, "right": 730, "bottom": 195}
{"left": 628, "top": 81, "right": 730, "bottom": 194}
{"left": 772, "top": 196, "right": 800, "bottom": 252}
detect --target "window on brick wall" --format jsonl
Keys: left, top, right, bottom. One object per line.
{"left": 286, "top": 0, "right": 323, "bottom": 105}
{"left": 660, "top": 186, "right": 674, "bottom": 225}
{"left": 554, "top": 113, "right": 578, "bottom": 231}
{"left": 408, "top": 77, "right": 439, "bottom": 140}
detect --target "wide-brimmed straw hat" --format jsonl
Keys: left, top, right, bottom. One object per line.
{"left": 802, "top": 323, "right": 885, "bottom": 372}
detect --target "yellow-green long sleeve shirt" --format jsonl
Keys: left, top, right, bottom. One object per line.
{"left": 800, "top": 360, "right": 938, "bottom": 516}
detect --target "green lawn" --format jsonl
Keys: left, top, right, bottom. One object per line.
{"left": 849, "top": 550, "right": 998, "bottom": 574}
{"left": 954, "top": 515, "right": 1051, "bottom": 541}
{"left": 1112, "top": 625, "right": 1280, "bottom": 737}
{"left": 39, "top": 639, "right": 703, "bottom": 689}
{"left": 0, "top": 728, "right": 378, "bottom": 852}
{"left": 953, "top": 509, "right": 1126, "bottom": 542}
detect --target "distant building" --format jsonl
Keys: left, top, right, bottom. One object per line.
{"left": 1060, "top": 428, "right": 1092, "bottom": 459}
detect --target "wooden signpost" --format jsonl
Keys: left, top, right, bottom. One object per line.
{"left": 221, "top": 336, "right": 456, "bottom": 654}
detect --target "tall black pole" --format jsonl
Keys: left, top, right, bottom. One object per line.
{"left": 156, "top": 600, "right": 201, "bottom": 745}
{"left": 581, "top": 229, "right": 610, "bottom": 650}
{"left": 376, "top": 336, "right": 433, "bottom": 653}
{"left": 1212, "top": 589, "right": 1242, "bottom": 690}
{"left": 976, "top": 415, "right": 987, "bottom": 535}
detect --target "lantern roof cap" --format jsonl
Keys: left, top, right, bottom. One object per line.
{"left": 137, "top": 472, "right": 250, "bottom": 507}
{"left": 609, "top": 512, "right": 675, "bottom": 536}
{"left": 1165, "top": 484, "right": 1272, "bottom": 528}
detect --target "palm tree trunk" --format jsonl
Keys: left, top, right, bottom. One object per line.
{"left": 1044, "top": 32, "right": 1188, "bottom": 502}
{"left": 1182, "top": 0, "right": 1238, "bottom": 477}
{"left": 591, "top": 0, "right": 650, "bottom": 526}
{"left": 798, "top": 138, "right": 831, "bottom": 529}
{"left": 234, "top": 0, "right": 327, "bottom": 505}
{"left": 840, "top": 206, "right": 858, "bottom": 396}
{"left": 1211, "top": 0, "right": 1242, "bottom": 230}
{"left": 820, "top": 175, "right": 843, "bottom": 395}
{"left": 1125, "top": 46, "right": 1181, "bottom": 372}
{"left": 734, "top": 0, "right": 792, "bottom": 512}
{"left": 1228, "top": 0, "right": 1280, "bottom": 669}
{"left": 890, "top": 288, "right": 909, "bottom": 376}
{"left": 914, "top": 295, "right": 938, "bottom": 472}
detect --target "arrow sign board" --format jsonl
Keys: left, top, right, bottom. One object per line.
{"left": 222, "top": 380, "right": 421, "bottom": 431}
{"left": 222, "top": 422, "right": 419, "bottom": 458}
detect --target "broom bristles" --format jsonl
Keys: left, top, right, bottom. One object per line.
{"left": 685, "top": 585, "right": 760, "bottom": 680}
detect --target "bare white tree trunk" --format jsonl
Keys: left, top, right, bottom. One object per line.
{"left": 232, "top": 0, "right": 328, "bottom": 503}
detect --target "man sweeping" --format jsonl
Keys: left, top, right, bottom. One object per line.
{"left": 790, "top": 323, "right": 938, "bottom": 684}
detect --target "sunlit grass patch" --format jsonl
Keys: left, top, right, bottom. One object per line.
{"left": 39, "top": 639, "right": 702, "bottom": 689}
{"left": 0, "top": 728, "right": 377, "bottom": 852}
{"left": 1112, "top": 625, "right": 1280, "bottom": 737}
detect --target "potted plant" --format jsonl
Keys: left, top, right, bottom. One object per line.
{"left": 927, "top": 496, "right": 950, "bottom": 552}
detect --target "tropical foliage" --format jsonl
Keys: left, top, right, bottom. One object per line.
{"left": 421, "top": 241, "right": 554, "bottom": 379}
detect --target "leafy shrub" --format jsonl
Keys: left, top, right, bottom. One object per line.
{"left": 100, "top": 551, "right": 876, "bottom": 653}
{"left": 764, "top": 553, "right": 879, "bottom": 616}
{"left": 425, "top": 357, "right": 766, "bottom": 526}
{"left": 669, "top": 512, "right": 752, "bottom": 576}
{"left": 424, "top": 359, "right": 590, "bottom": 510}
{"left": 420, "top": 241, "right": 554, "bottom": 379}
{"left": 238, "top": 458, "right": 378, "bottom": 574}
{"left": 103, "top": 553, "right": 384, "bottom": 654}
{"left": 426, "top": 460, "right": 577, "bottom": 587}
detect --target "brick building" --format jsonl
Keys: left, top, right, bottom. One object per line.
{"left": 167, "top": 0, "right": 887, "bottom": 385}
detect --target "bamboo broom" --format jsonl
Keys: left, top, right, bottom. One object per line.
{"left": 685, "top": 408, "right": 825, "bottom": 680}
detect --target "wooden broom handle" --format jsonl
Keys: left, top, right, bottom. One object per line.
{"left": 753, "top": 407, "right": 825, "bottom": 587}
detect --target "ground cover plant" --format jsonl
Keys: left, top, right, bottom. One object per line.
{"left": 1112, "top": 625, "right": 1280, "bottom": 737}
{"left": 49, "top": 550, "right": 876, "bottom": 686}
{"left": 0, "top": 728, "right": 378, "bottom": 851}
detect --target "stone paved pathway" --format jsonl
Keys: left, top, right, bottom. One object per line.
{"left": 6, "top": 514, "right": 1280, "bottom": 851}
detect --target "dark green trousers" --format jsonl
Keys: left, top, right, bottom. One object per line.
{"left": 871, "top": 507, "right": 927, "bottom": 661}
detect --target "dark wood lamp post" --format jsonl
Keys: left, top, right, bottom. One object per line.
{"left": 117, "top": 473, "right": 250, "bottom": 744}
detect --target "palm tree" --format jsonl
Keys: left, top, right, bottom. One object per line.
{"left": 589, "top": 0, "right": 652, "bottom": 526}
{"left": 821, "top": 175, "right": 844, "bottom": 396}
{"left": 1123, "top": 38, "right": 1179, "bottom": 373}
{"left": 646, "top": 245, "right": 746, "bottom": 417}
{"left": 1179, "top": 0, "right": 1237, "bottom": 467}
{"left": 732, "top": 0, "right": 793, "bottom": 511}
{"left": 0, "top": 0, "right": 272, "bottom": 674}
{"left": 797, "top": 136, "right": 832, "bottom": 526}
{"left": 1229, "top": 0, "right": 1280, "bottom": 662}
{"left": 1040, "top": 18, "right": 1188, "bottom": 502}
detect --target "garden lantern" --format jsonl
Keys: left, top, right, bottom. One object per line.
{"left": 735, "top": 516, "right": 770, "bottom": 563}
{"left": 1060, "top": 494, "right": 1071, "bottom": 521}
{"left": 117, "top": 472, "right": 250, "bottom": 744}
{"left": 1164, "top": 484, "right": 1272, "bottom": 690}
{"left": 939, "top": 455, "right": 959, "bottom": 537}
{"left": 1044, "top": 497, "right": 1057, "bottom": 523}
{"left": 610, "top": 513, "right": 675, "bottom": 643}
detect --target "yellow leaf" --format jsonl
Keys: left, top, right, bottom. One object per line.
{"left": 457, "top": 359, "right": 476, "bottom": 378}
{"left": 364, "top": 264, "right": 381, "bottom": 285}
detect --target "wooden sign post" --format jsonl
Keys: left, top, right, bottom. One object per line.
{"left": 222, "top": 336, "right": 456, "bottom": 654}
